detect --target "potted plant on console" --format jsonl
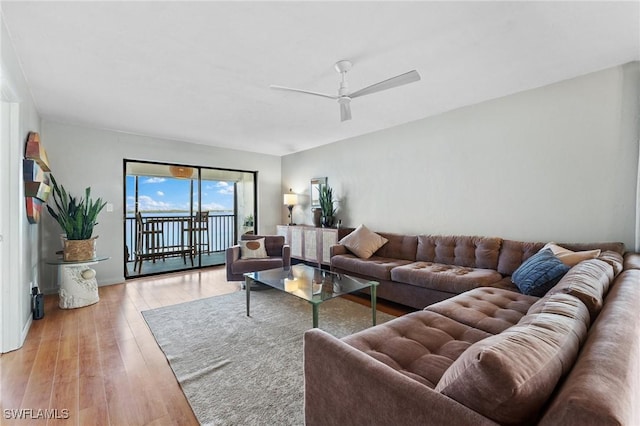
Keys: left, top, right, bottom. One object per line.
{"left": 319, "top": 184, "right": 336, "bottom": 228}
{"left": 46, "top": 174, "right": 107, "bottom": 261}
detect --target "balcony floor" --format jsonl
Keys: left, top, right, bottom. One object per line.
{"left": 125, "top": 251, "right": 226, "bottom": 278}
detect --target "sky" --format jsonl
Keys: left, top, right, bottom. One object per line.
{"left": 126, "top": 175, "right": 234, "bottom": 213}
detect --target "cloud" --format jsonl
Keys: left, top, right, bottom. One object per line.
{"left": 143, "top": 177, "right": 166, "bottom": 184}
{"left": 217, "top": 181, "right": 234, "bottom": 195}
{"left": 137, "top": 195, "right": 174, "bottom": 211}
{"left": 202, "top": 202, "right": 228, "bottom": 211}
{"left": 157, "top": 191, "right": 164, "bottom": 196}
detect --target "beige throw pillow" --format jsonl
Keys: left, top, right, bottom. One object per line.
{"left": 339, "top": 225, "right": 388, "bottom": 259}
{"left": 240, "top": 238, "right": 268, "bottom": 259}
{"left": 542, "top": 242, "right": 600, "bottom": 267}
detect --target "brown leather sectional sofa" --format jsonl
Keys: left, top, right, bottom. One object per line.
{"left": 303, "top": 233, "right": 639, "bottom": 425}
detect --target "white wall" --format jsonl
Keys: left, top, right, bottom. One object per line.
{"left": 1, "top": 15, "right": 41, "bottom": 352}
{"left": 283, "top": 62, "right": 640, "bottom": 250}
{"left": 40, "top": 121, "right": 281, "bottom": 292}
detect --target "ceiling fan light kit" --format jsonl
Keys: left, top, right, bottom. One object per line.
{"left": 270, "top": 59, "right": 421, "bottom": 122}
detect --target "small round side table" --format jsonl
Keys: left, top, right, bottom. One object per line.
{"left": 46, "top": 256, "right": 110, "bottom": 309}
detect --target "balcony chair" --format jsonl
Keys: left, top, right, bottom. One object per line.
{"left": 134, "top": 212, "right": 192, "bottom": 273}
{"left": 185, "top": 211, "right": 210, "bottom": 255}
{"left": 226, "top": 234, "right": 291, "bottom": 281}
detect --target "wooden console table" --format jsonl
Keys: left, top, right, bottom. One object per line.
{"left": 277, "top": 225, "right": 353, "bottom": 267}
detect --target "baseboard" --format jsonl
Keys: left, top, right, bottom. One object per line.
{"left": 98, "top": 276, "right": 125, "bottom": 286}
{"left": 21, "top": 315, "right": 33, "bottom": 346}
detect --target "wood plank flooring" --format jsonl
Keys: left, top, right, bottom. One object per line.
{"left": 0, "top": 265, "right": 412, "bottom": 425}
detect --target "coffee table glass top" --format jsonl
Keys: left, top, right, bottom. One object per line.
{"left": 246, "top": 264, "right": 377, "bottom": 306}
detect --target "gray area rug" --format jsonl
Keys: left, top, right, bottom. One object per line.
{"left": 142, "top": 289, "right": 395, "bottom": 425}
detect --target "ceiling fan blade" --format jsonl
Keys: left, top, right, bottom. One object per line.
{"left": 349, "top": 70, "right": 421, "bottom": 99}
{"left": 269, "top": 85, "right": 338, "bottom": 100}
{"left": 340, "top": 100, "right": 352, "bottom": 122}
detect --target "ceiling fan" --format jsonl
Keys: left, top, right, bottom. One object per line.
{"left": 270, "top": 60, "right": 421, "bottom": 122}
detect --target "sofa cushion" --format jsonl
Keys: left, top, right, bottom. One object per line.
{"left": 560, "top": 241, "right": 625, "bottom": 255}
{"left": 512, "top": 249, "right": 570, "bottom": 296}
{"left": 390, "top": 262, "right": 503, "bottom": 294}
{"left": 342, "top": 310, "right": 492, "bottom": 389}
{"left": 435, "top": 293, "right": 590, "bottom": 425}
{"left": 623, "top": 252, "right": 640, "bottom": 270}
{"left": 497, "top": 239, "right": 546, "bottom": 276}
{"left": 597, "top": 250, "right": 623, "bottom": 276}
{"left": 542, "top": 242, "right": 600, "bottom": 266}
{"left": 483, "top": 276, "right": 520, "bottom": 292}
{"left": 548, "top": 258, "right": 614, "bottom": 322}
{"left": 372, "top": 233, "right": 418, "bottom": 261}
{"left": 231, "top": 257, "right": 284, "bottom": 274}
{"left": 416, "top": 235, "right": 502, "bottom": 269}
{"left": 240, "top": 238, "right": 268, "bottom": 259}
{"left": 331, "top": 254, "right": 413, "bottom": 281}
{"left": 525, "top": 292, "right": 591, "bottom": 328}
{"left": 497, "top": 240, "right": 624, "bottom": 276}
{"left": 425, "top": 287, "right": 539, "bottom": 335}
{"left": 339, "top": 225, "right": 388, "bottom": 259}
{"left": 539, "top": 270, "right": 640, "bottom": 426}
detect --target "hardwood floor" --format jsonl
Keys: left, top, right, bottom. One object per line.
{"left": 0, "top": 266, "right": 412, "bottom": 425}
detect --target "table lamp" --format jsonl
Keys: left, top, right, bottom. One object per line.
{"left": 283, "top": 189, "right": 298, "bottom": 226}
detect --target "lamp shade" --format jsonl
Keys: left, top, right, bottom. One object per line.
{"left": 169, "top": 165, "right": 194, "bottom": 179}
{"left": 283, "top": 193, "right": 298, "bottom": 206}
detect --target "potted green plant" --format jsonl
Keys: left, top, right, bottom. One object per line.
{"left": 318, "top": 184, "right": 336, "bottom": 227}
{"left": 46, "top": 174, "right": 107, "bottom": 261}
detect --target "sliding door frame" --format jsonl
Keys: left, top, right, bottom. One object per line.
{"left": 122, "top": 159, "right": 257, "bottom": 279}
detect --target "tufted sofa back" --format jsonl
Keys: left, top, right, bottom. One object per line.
{"left": 497, "top": 240, "right": 545, "bottom": 276}
{"left": 497, "top": 240, "right": 625, "bottom": 276}
{"left": 374, "top": 233, "right": 418, "bottom": 261}
{"left": 416, "top": 235, "right": 502, "bottom": 270}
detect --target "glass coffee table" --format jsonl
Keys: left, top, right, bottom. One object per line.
{"left": 244, "top": 264, "right": 379, "bottom": 328}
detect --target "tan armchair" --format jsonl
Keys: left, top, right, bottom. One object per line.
{"left": 226, "top": 234, "right": 291, "bottom": 281}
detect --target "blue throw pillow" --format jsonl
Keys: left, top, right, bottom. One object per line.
{"left": 512, "top": 248, "right": 571, "bottom": 296}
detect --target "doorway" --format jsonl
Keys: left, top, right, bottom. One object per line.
{"left": 124, "top": 160, "right": 257, "bottom": 278}
{"left": 1, "top": 97, "right": 23, "bottom": 352}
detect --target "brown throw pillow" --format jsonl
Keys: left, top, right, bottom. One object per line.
{"left": 339, "top": 224, "right": 388, "bottom": 259}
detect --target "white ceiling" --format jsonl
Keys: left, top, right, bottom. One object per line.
{"left": 2, "top": 1, "right": 639, "bottom": 156}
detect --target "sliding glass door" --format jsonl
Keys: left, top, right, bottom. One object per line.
{"left": 124, "top": 160, "right": 256, "bottom": 278}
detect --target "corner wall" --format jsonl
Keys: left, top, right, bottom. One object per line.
{"left": 1, "top": 14, "right": 41, "bottom": 352}
{"left": 40, "top": 121, "right": 282, "bottom": 292}
{"left": 282, "top": 62, "right": 640, "bottom": 250}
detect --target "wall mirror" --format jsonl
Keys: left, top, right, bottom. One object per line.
{"left": 310, "top": 177, "right": 327, "bottom": 209}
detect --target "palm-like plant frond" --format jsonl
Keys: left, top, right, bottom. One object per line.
{"left": 46, "top": 174, "right": 107, "bottom": 240}
{"left": 318, "top": 184, "right": 336, "bottom": 217}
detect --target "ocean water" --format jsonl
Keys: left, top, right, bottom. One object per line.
{"left": 125, "top": 211, "right": 235, "bottom": 257}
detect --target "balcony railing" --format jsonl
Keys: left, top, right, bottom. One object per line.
{"left": 125, "top": 213, "right": 236, "bottom": 262}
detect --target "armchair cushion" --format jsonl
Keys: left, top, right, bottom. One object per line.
{"left": 226, "top": 234, "right": 291, "bottom": 281}
{"left": 240, "top": 238, "right": 268, "bottom": 259}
